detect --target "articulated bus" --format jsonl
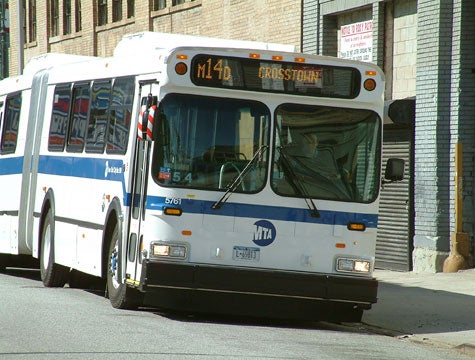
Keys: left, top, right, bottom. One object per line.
{"left": 0, "top": 32, "right": 402, "bottom": 321}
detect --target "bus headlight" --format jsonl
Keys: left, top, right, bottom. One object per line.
{"left": 336, "top": 257, "right": 371, "bottom": 273}
{"left": 151, "top": 242, "right": 188, "bottom": 260}
{"left": 354, "top": 260, "right": 370, "bottom": 272}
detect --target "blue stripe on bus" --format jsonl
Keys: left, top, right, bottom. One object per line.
{"left": 0, "top": 155, "right": 126, "bottom": 183}
{"left": 147, "top": 195, "right": 378, "bottom": 227}
{"left": 1, "top": 155, "right": 377, "bottom": 227}
{"left": 38, "top": 155, "right": 125, "bottom": 181}
{"left": 0, "top": 157, "right": 23, "bottom": 175}
{"left": 37, "top": 155, "right": 130, "bottom": 205}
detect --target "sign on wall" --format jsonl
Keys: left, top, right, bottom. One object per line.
{"left": 340, "top": 20, "right": 373, "bottom": 62}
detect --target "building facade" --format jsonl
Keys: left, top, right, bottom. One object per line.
{"left": 8, "top": 0, "right": 301, "bottom": 76}
{"left": 303, "top": 0, "right": 475, "bottom": 272}
{"left": 7, "top": 0, "right": 475, "bottom": 272}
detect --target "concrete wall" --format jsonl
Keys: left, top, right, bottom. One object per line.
{"left": 302, "top": 0, "right": 318, "bottom": 54}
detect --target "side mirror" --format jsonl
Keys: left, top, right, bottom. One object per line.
{"left": 384, "top": 158, "right": 404, "bottom": 182}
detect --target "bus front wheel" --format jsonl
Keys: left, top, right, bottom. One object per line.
{"left": 40, "top": 209, "right": 69, "bottom": 287}
{"left": 0, "top": 254, "right": 9, "bottom": 272}
{"left": 106, "top": 223, "right": 142, "bottom": 309}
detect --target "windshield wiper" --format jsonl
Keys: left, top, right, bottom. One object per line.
{"left": 277, "top": 146, "right": 320, "bottom": 218}
{"left": 212, "top": 145, "right": 268, "bottom": 210}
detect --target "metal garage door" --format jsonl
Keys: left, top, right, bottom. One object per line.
{"left": 376, "top": 127, "right": 413, "bottom": 271}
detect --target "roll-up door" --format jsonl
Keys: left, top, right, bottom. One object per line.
{"left": 376, "top": 126, "right": 413, "bottom": 271}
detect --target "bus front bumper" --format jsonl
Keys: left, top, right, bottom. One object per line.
{"left": 139, "top": 260, "right": 378, "bottom": 320}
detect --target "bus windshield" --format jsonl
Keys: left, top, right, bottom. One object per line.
{"left": 152, "top": 94, "right": 270, "bottom": 192}
{"left": 272, "top": 103, "right": 381, "bottom": 203}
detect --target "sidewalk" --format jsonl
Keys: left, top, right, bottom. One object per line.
{"left": 362, "top": 269, "right": 475, "bottom": 356}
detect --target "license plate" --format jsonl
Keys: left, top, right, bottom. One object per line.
{"left": 232, "top": 246, "right": 260, "bottom": 261}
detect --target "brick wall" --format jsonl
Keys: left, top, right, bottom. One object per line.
{"left": 9, "top": 0, "right": 301, "bottom": 77}
{"left": 413, "top": 0, "right": 453, "bottom": 271}
{"left": 392, "top": 0, "right": 417, "bottom": 99}
{"left": 152, "top": 0, "right": 301, "bottom": 49}
{"left": 450, "top": 0, "right": 475, "bottom": 260}
{"left": 372, "top": 2, "right": 385, "bottom": 70}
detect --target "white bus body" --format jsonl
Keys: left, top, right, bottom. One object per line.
{"left": 0, "top": 32, "right": 397, "bottom": 321}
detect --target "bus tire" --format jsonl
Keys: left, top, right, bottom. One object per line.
{"left": 40, "top": 209, "right": 69, "bottom": 287}
{"left": 106, "top": 223, "right": 142, "bottom": 309}
{"left": 331, "top": 305, "right": 363, "bottom": 323}
{"left": 344, "top": 307, "right": 363, "bottom": 323}
{"left": 0, "top": 254, "right": 8, "bottom": 272}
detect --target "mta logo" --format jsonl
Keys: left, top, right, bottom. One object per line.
{"left": 252, "top": 220, "right": 276, "bottom": 247}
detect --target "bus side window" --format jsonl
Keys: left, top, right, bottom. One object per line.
{"left": 49, "top": 85, "right": 72, "bottom": 152}
{"left": 106, "top": 76, "right": 135, "bottom": 155}
{"left": 86, "top": 80, "right": 111, "bottom": 153}
{"left": 1, "top": 93, "right": 22, "bottom": 155}
{"left": 67, "top": 83, "right": 91, "bottom": 153}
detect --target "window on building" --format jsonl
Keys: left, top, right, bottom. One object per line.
{"left": 28, "top": 0, "right": 36, "bottom": 42}
{"left": 127, "top": 0, "right": 134, "bottom": 18}
{"left": 75, "top": 0, "right": 82, "bottom": 32}
{"left": 153, "top": 0, "right": 167, "bottom": 11}
{"left": 172, "top": 0, "right": 185, "bottom": 5}
{"left": 112, "top": 0, "right": 122, "bottom": 22}
{"left": 50, "top": 0, "right": 59, "bottom": 36}
{"left": 21, "top": 0, "right": 26, "bottom": 43}
{"left": 63, "top": 0, "right": 72, "bottom": 35}
{"left": 98, "top": 0, "right": 107, "bottom": 26}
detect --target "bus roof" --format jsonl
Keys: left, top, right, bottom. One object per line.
{"left": 0, "top": 53, "right": 94, "bottom": 94}
{"left": 113, "top": 31, "right": 296, "bottom": 57}
{"left": 23, "top": 53, "right": 97, "bottom": 76}
{"left": 45, "top": 53, "right": 161, "bottom": 85}
{"left": 0, "top": 75, "right": 31, "bottom": 94}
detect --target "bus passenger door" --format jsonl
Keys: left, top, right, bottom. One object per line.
{"left": 125, "top": 138, "right": 150, "bottom": 287}
{"left": 125, "top": 85, "right": 158, "bottom": 287}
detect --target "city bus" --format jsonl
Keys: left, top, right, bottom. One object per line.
{"left": 0, "top": 32, "right": 402, "bottom": 321}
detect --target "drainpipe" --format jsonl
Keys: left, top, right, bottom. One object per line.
{"left": 17, "top": 0, "right": 24, "bottom": 74}
{"left": 443, "top": 142, "right": 470, "bottom": 272}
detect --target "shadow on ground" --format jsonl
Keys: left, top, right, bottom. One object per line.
{"left": 363, "top": 281, "right": 475, "bottom": 336}
{"left": 3, "top": 266, "right": 475, "bottom": 345}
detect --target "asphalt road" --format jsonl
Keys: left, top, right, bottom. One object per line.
{"left": 0, "top": 267, "right": 471, "bottom": 360}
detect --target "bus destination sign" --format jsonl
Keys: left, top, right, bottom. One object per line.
{"left": 191, "top": 54, "right": 360, "bottom": 99}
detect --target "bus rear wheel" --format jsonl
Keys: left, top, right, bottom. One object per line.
{"left": 40, "top": 209, "right": 69, "bottom": 287}
{"left": 106, "top": 223, "right": 142, "bottom": 309}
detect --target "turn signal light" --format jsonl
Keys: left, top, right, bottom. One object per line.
{"left": 164, "top": 207, "right": 182, "bottom": 216}
{"left": 348, "top": 222, "right": 366, "bottom": 231}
